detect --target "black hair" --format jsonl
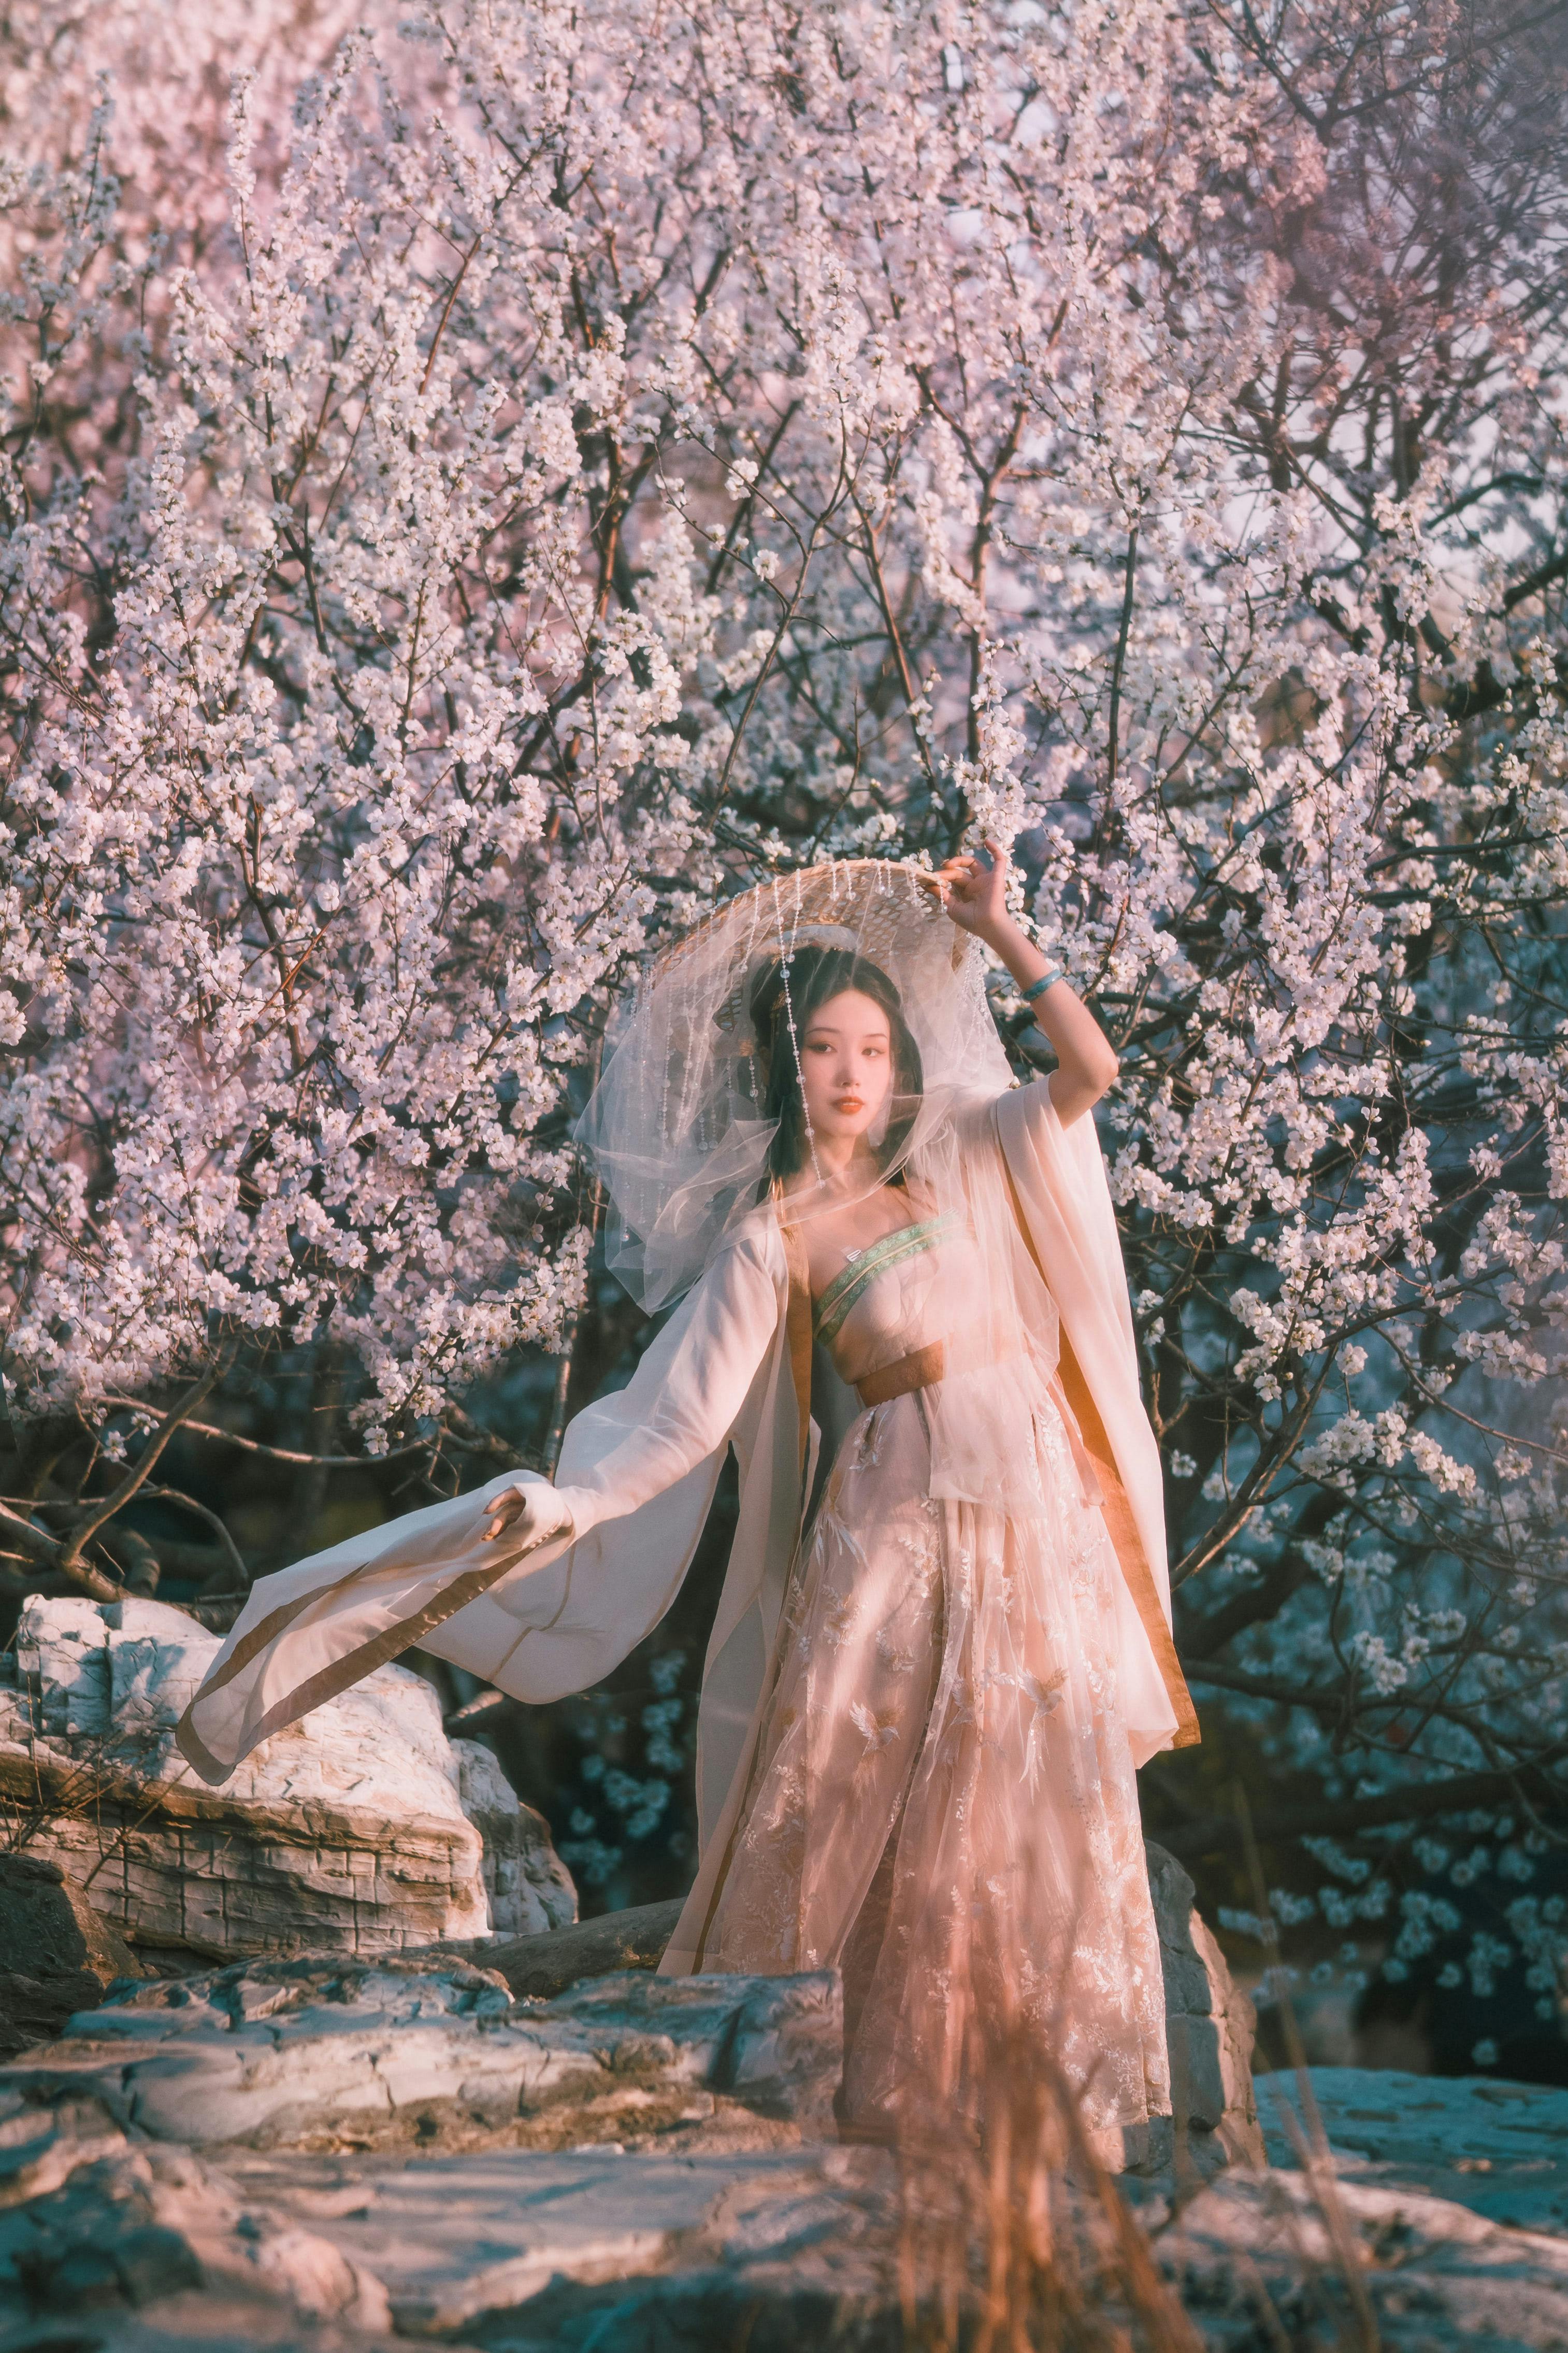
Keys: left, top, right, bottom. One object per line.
{"left": 747, "top": 944, "right": 924, "bottom": 1186}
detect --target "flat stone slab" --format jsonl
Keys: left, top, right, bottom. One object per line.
{"left": 181, "top": 2076, "right": 1568, "bottom": 2350}
{"left": 225, "top": 2142, "right": 893, "bottom": 2335}
{"left": 0, "top": 2092, "right": 392, "bottom": 2340}
{"left": 6, "top": 2058, "right": 1568, "bottom": 2347}
{"left": 1168, "top": 2159, "right": 1568, "bottom": 2351}
{"left": 0, "top": 1953, "right": 844, "bottom": 2149}
{"left": 1258, "top": 2065, "right": 1568, "bottom": 2237}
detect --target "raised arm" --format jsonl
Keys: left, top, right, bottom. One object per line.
{"left": 926, "top": 839, "right": 1119, "bottom": 1130}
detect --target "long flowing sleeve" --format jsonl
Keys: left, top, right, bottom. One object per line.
{"left": 993, "top": 1075, "right": 1199, "bottom": 1761}
{"left": 178, "top": 1219, "right": 786, "bottom": 1784}
{"left": 546, "top": 1222, "right": 784, "bottom": 1544}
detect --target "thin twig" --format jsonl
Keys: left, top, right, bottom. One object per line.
{"left": 62, "top": 1358, "right": 228, "bottom": 1571}
{"left": 1107, "top": 523, "right": 1139, "bottom": 790}
{"left": 95, "top": 1398, "right": 439, "bottom": 1470}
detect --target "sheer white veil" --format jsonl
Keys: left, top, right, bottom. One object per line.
{"left": 575, "top": 859, "right": 1065, "bottom": 1520}
{"left": 574, "top": 859, "right": 1010, "bottom": 1310}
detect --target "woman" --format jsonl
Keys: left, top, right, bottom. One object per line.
{"left": 178, "top": 846, "right": 1196, "bottom": 2143}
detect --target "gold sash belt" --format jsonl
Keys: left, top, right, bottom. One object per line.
{"left": 854, "top": 1347, "right": 1102, "bottom": 1510}
{"left": 856, "top": 1340, "right": 945, "bottom": 1409}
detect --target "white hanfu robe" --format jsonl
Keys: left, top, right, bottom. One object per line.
{"left": 178, "top": 1078, "right": 1196, "bottom": 2131}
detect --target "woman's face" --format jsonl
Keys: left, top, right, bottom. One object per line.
{"left": 797, "top": 989, "right": 894, "bottom": 1147}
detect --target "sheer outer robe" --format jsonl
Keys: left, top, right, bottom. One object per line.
{"left": 176, "top": 1084, "right": 1196, "bottom": 1907}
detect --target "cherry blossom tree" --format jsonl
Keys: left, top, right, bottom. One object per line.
{"left": 4, "top": 0, "right": 1567, "bottom": 2022}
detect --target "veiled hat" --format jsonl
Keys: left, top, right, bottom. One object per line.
{"left": 575, "top": 859, "right": 1011, "bottom": 1308}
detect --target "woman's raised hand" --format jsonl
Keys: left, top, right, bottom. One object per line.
{"left": 924, "top": 839, "right": 1011, "bottom": 940}
{"left": 483, "top": 1482, "right": 573, "bottom": 1548}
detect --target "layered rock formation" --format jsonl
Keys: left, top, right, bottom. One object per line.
{"left": 3, "top": 1951, "right": 843, "bottom": 2150}
{"left": 437, "top": 1842, "right": 1265, "bottom": 2177}
{"left": 0, "top": 1596, "right": 576, "bottom": 1961}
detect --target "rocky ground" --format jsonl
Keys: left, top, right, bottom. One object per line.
{"left": 4, "top": 1907, "right": 1568, "bottom": 2348}
{"left": 1163, "top": 2072, "right": 1568, "bottom": 2350}
{"left": 3, "top": 1599, "right": 1566, "bottom": 2347}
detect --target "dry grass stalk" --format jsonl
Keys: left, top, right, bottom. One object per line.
{"left": 891, "top": 1978, "right": 1205, "bottom": 2353}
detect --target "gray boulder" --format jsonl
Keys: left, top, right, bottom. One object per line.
{"left": 451, "top": 1734, "right": 577, "bottom": 1938}
{"left": 0, "top": 1849, "right": 147, "bottom": 2060}
{"left": 1140, "top": 1839, "right": 1264, "bottom": 2174}
{"left": 0, "top": 1595, "right": 576, "bottom": 1962}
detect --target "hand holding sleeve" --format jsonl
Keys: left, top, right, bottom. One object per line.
{"left": 487, "top": 1482, "right": 576, "bottom": 1548}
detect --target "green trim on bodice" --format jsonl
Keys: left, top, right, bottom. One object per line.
{"left": 812, "top": 1216, "right": 958, "bottom": 1349}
